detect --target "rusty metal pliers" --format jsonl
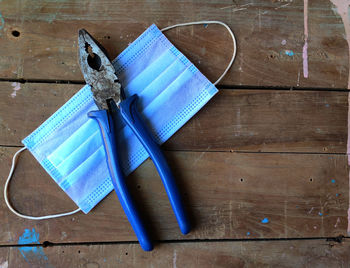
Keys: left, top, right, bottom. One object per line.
{"left": 77, "top": 29, "right": 190, "bottom": 251}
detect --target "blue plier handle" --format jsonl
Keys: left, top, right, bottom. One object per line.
{"left": 78, "top": 28, "right": 190, "bottom": 251}
{"left": 88, "top": 94, "right": 190, "bottom": 251}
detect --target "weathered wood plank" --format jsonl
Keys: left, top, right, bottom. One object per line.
{"left": 0, "top": 82, "right": 347, "bottom": 153}
{"left": 168, "top": 89, "right": 348, "bottom": 153}
{"left": 0, "top": 0, "right": 348, "bottom": 88}
{"left": 0, "top": 82, "right": 82, "bottom": 147}
{"left": 0, "top": 147, "right": 347, "bottom": 244}
{"left": 1, "top": 239, "right": 349, "bottom": 267}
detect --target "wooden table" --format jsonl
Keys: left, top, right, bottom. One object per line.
{"left": 0, "top": 0, "right": 349, "bottom": 267}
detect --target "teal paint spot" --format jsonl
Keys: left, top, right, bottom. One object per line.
{"left": 18, "top": 228, "right": 48, "bottom": 263}
{"left": 319, "top": 212, "right": 323, "bottom": 216}
{"left": 204, "top": 24, "right": 208, "bottom": 28}
{"left": 261, "top": 217, "right": 269, "bottom": 224}
{"left": 285, "top": 50, "right": 294, "bottom": 56}
{"left": 325, "top": 103, "right": 330, "bottom": 107}
{"left": 336, "top": 193, "right": 339, "bottom": 197}
{"left": 331, "top": 179, "right": 336, "bottom": 183}
{"left": 0, "top": 12, "right": 5, "bottom": 31}
{"left": 246, "top": 232, "right": 250, "bottom": 236}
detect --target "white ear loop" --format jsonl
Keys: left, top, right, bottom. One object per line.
{"left": 5, "top": 21, "right": 235, "bottom": 220}
{"left": 4, "top": 147, "right": 81, "bottom": 220}
{"left": 161, "top": 20, "right": 237, "bottom": 85}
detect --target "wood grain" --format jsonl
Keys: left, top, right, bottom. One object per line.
{"left": 0, "top": 82, "right": 347, "bottom": 153}
{"left": 1, "top": 239, "right": 349, "bottom": 267}
{"left": 0, "top": 0, "right": 348, "bottom": 88}
{"left": 168, "top": 89, "right": 348, "bottom": 153}
{"left": 0, "top": 0, "right": 349, "bottom": 266}
{"left": 0, "top": 147, "right": 347, "bottom": 244}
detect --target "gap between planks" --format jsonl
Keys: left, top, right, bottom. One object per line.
{"left": 0, "top": 145, "right": 347, "bottom": 155}
{"left": 1, "top": 236, "right": 347, "bottom": 249}
{"left": 0, "top": 78, "right": 349, "bottom": 92}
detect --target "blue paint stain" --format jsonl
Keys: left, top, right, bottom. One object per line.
{"left": 331, "top": 179, "right": 336, "bottom": 183}
{"left": 18, "top": 228, "right": 48, "bottom": 262}
{"left": 246, "top": 232, "right": 250, "bottom": 236}
{"left": 285, "top": 50, "right": 294, "bottom": 56}
{"left": 104, "top": 258, "right": 107, "bottom": 262}
{"left": 325, "top": 103, "right": 330, "bottom": 107}
{"left": 336, "top": 193, "right": 339, "bottom": 197}
{"left": 0, "top": 12, "right": 5, "bottom": 31}
{"left": 261, "top": 217, "right": 269, "bottom": 224}
{"left": 203, "top": 24, "right": 208, "bottom": 28}
{"left": 319, "top": 212, "right": 323, "bottom": 216}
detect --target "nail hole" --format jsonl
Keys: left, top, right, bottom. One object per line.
{"left": 137, "top": 185, "right": 141, "bottom": 189}
{"left": 240, "top": 178, "right": 244, "bottom": 182}
{"left": 12, "top": 30, "right": 20, "bottom": 37}
{"left": 309, "top": 178, "right": 313, "bottom": 182}
{"left": 125, "top": 252, "right": 128, "bottom": 255}
{"left": 78, "top": 250, "right": 81, "bottom": 254}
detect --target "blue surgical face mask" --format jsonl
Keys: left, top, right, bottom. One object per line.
{"left": 4, "top": 22, "right": 236, "bottom": 219}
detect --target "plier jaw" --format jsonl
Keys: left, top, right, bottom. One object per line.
{"left": 78, "top": 29, "right": 122, "bottom": 110}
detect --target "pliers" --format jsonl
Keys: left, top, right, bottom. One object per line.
{"left": 77, "top": 29, "right": 190, "bottom": 251}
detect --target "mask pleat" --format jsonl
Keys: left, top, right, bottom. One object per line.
{"left": 23, "top": 86, "right": 95, "bottom": 153}
{"left": 147, "top": 71, "right": 209, "bottom": 132}
{"left": 123, "top": 48, "right": 176, "bottom": 96}
{"left": 47, "top": 119, "right": 99, "bottom": 167}
{"left": 132, "top": 58, "right": 187, "bottom": 110}
{"left": 142, "top": 65, "right": 197, "bottom": 125}
{"left": 59, "top": 146, "right": 105, "bottom": 191}
{"left": 55, "top": 131, "right": 102, "bottom": 178}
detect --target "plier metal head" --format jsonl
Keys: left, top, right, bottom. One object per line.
{"left": 78, "top": 29, "right": 122, "bottom": 110}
